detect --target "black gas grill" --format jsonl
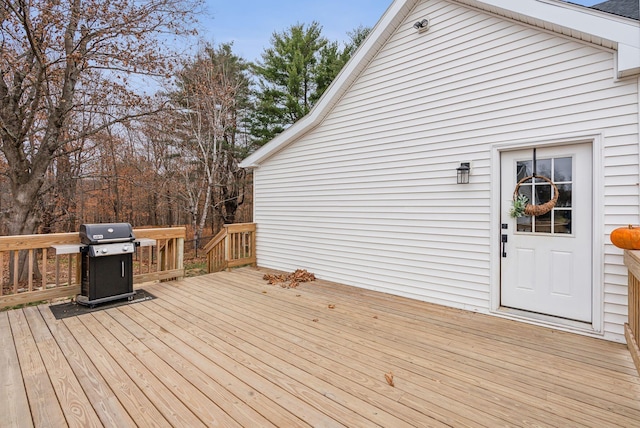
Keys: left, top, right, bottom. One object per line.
{"left": 78, "top": 223, "right": 136, "bottom": 307}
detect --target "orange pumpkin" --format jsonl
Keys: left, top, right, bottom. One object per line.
{"left": 610, "top": 225, "right": 640, "bottom": 250}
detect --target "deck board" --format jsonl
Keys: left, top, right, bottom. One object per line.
{"left": 8, "top": 309, "right": 67, "bottom": 428}
{"left": 90, "top": 309, "right": 238, "bottom": 427}
{"left": 107, "top": 306, "right": 276, "bottom": 427}
{"left": 2, "top": 267, "right": 639, "bottom": 427}
{"left": 38, "top": 306, "right": 137, "bottom": 428}
{"left": 22, "top": 306, "right": 102, "bottom": 428}
{"left": 124, "top": 302, "right": 313, "bottom": 427}
{"left": 62, "top": 316, "right": 172, "bottom": 427}
{"left": 137, "top": 296, "right": 354, "bottom": 427}
{"left": 73, "top": 312, "right": 208, "bottom": 427}
{"left": 0, "top": 312, "right": 33, "bottom": 428}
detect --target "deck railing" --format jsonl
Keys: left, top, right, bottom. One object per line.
{"left": 0, "top": 227, "right": 185, "bottom": 309}
{"left": 623, "top": 250, "right": 640, "bottom": 375}
{"left": 203, "top": 223, "right": 256, "bottom": 273}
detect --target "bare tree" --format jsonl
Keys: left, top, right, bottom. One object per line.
{"left": 0, "top": 0, "right": 201, "bottom": 236}
{"left": 0, "top": 0, "right": 201, "bottom": 283}
{"left": 171, "top": 42, "right": 250, "bottom": 243}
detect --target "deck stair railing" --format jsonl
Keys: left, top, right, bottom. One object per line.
{"left": 623, "top": 250, "right": 640, "bottom": 376}
{"left": 0, "top": 227, "right": 185, "bottom": 309}
{"left": 203, "top": 223, "right": 256, "bottom": 273}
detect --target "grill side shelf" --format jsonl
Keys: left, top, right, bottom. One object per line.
{"left": 51, "top": 244, "right": 86, "bottom": 255}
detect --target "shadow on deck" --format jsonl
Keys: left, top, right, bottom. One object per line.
{"left": 2, "top": 267, "right": 639, "bottom": 427}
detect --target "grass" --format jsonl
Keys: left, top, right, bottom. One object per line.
{"left": 184, "top": 255, "right": 207, "bottom": 277}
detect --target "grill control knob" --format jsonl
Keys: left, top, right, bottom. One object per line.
{"left": 123, "top": 245, "right": 131, "bottom": 251}
{"left": 101, "top": 248, "right": 108, "bottom": 254}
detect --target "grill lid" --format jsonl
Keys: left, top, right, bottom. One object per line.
{"left": 80, "top": 223, "right": 135, "bottom": 245}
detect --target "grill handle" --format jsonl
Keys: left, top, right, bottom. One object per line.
{"left": 91, "top": 237, "right": 134, "bottom": 244}
{"left": 121, "top": 261, "right": 125, "bottom": 278}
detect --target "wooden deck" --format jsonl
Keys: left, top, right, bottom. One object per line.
{"left": 2, "top": 267, "right": 639, "bottom": 427}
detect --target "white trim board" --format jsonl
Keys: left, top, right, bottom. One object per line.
{"left": 490, "top": 134, "right": 605, "bottom": 337}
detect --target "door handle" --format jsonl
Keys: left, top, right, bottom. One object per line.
{"left": 121, "top": 261, "right": 125, "bottom": 278}
{"left": 501, "top": 234, "right": 508, "bottom": 257}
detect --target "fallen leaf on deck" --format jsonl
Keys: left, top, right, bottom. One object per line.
{"left": 373, "top": 315, "right": 378, "bottom": 319}
{"left": 385, "top": 371, "right": 395, "bottom": 387}
{"left": 263, "top": 269, "right": 315, "bottom": 289}
{"left": 312, "top": 319, "right": 319, "bottom": 322}
{"left": 328, "top": 304, "right": 335, "bottom": 309}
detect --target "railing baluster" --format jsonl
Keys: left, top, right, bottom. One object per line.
{"left": 171, "top": 238, "right": 176, "bottom": 270}
{"left": 157, "top": 240, "right": 162, "bottom": 273}
{"left": 0, "top": 251, "right": 4, "bottom": 296}
{"left": 236, "top": 233, "right": 240, "bottom": 259}
{"left": 42, "top": 249, "right": 48, "bottom": 289}
{"left": 232, "top": 233, "right": 237, "bottom": 260}
{"left": 28, "top": 250, "right": 34, "bottom": 291}
{"left": 55, "top": 254, "right": 60, "bottom": 288}
{"left": 631, "top": 272, "right": 637, "bottom": 343}
{"left": 13, "top": 251, "right": 18, "bottom": 293}
{"left": 67, "top": 254, "right": 72, "bottom": 287}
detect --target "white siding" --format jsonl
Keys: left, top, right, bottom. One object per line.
{"left": 253, "top": 0, "right": 639, "bottom": 342}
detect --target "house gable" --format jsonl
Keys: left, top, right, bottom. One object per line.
{"left": 241, "top": 0, "right": 640, "bottom": 170}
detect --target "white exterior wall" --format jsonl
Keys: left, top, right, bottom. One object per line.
{"left": 253, "top": 0, "right": 639, "bottom": 342}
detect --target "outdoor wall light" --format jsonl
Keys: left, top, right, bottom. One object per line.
{"left": 457, "top": 162, "right": 470, "bottom": 184}
{"left": 413, "top": 18, "right": 430, "bottom": 32}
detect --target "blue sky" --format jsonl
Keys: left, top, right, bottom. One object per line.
{"left": 199, "top": 0, "right": 603, "bottom": 63}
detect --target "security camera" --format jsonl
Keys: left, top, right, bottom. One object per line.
{"left": 413, "top": 18, "right": 430, "bottom": 32}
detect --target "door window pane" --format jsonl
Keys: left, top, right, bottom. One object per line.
{"left": 554, "top": 157, "right": 572, "bottom": 182}
{"left": 517, "top": 215, "right": 532, "bottom": 232}
{"left": 535, "top": 184, "right": 551, "bottom": 205}
{"left": 517, "top": 161, "right": 532, "bottom": 181}
{"left": 534, "top": 211, "right": 552, "bottom": 233}
{"left": 517, "top": 184, "right": 532, "bottom": 203}
{"left": 556, "top": 184, "right": 572, "bottom": 208}
{"left": 533, "top": 159, "right": 552, "bottom": 182}
{"left": 555, "top": 210, "right": 572, "bottom": 234}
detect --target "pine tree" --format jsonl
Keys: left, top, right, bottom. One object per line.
{"left": 249, "top": 23, "right": 371, "bottom": 148}
{"left": 249, "top": 22, "right": 327, "bottom": 146}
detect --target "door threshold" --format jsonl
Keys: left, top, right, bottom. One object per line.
{"left": 496, "top": 306, "right": 599, "bottom": 335}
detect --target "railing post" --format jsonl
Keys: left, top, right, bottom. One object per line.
{"left": 251, "top": 226, "right": 257, "bottom": 267}
{"left": 623, "top": 250, "right": 640, "bottom": 376}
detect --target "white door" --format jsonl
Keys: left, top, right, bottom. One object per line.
{"left": 500, "top": 144, "right": 592, "bottom": 322}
